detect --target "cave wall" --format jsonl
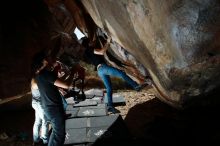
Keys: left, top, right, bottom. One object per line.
{"left": 80, "top": 0, "right": 220, "bottom": 108}
{"left": 0, "top": 0, "right": 60, "bottom": 99}
{"left": 1, "top": 0, "right": 220, "bottom": 109}
{"left": 44, "top": 0, "right": 149, "bottom": 84}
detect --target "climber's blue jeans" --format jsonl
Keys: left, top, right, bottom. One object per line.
{"left": 97, "top": 63, "right": 138, "bottom": 106}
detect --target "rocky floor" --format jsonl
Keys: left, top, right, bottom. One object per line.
{"left": 1, "top": 82, "right": 220, "bottom": 146}
{"left": 116, "top": 89, "right": 220, "bottom": 146}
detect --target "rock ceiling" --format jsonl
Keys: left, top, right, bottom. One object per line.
{"left": 1, "top": 0, "right": 220, "bottom": 108}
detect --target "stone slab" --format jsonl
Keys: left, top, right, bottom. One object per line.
{"left": 84, "top": 88, "right": 104, "bottom": 97}
{"left": 87, "top": 126, "right": 109, "bottom": 143}
{"left": 65, "top": 128, "right": 87, "bottom": 145}
{"left": 89, "top": 114, "right": 120, "bottom": 127}
{"left": 66, "top": 110, "right": 79, "bottom": 118}
{"left": 66, "top": 105, "right": 79, "bottom": 111}
{"left": 104, "top": 94, "right": 126, "bottom": 106}
{"left": 85, "top": 94, "right": 95, "bottom": 99}
{"left": 64, "top": 115, "right": 124, "bottom": 145}
{"left": 90, "top": 96, "right": 103, "bottom": 104}
{"left": 66, "top": 118, "right": 88, "bottom": 129}
{"left": 77, "top": 108, "right": 107, "bottom": 117}
{"left": 73, "top": 99, "right": 98, "bottom": 107}
{"left": 66, "top": 97, "right": 75, "bottom": 104}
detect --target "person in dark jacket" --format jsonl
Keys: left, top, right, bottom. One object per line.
{"left": 31, "top": 51, "right": 74, "bottom": 146}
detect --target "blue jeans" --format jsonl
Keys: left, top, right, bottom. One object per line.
{"left": 32, "top": 101, "right": 49, "bottom": 144}
{"left": 44, "top": 106, "right": 65, "bottom": 146}
{"left": 61, "top": 95, "right": 67, "bottom": 111}
{"left": 97, "top": 64, "right": 138, "bottom": 106}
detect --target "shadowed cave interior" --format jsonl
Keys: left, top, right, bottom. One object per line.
{"left": 1, "top": 0, "right": 220, "bottom": 146}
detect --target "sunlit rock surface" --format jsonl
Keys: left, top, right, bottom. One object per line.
{"left": 1, "top": 0, "right": 220, "bottom": 109}
{"left": 80, "top": 0, "right": 220, "bottom": 108}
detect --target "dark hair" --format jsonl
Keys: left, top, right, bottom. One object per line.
{"left": 96, "top": 36, "right": 106, "bottom": 48}
{"left": 80, "top": 36, "right": 106, "bottom": 49}
{"left": 31, "top": 51, "right": 47, "bottom": 76}
{"left": 80, "top": 37, "right": 90, "bottom": 48}
{"left": 51, "top": 35, "right": 62, "bottom": 59}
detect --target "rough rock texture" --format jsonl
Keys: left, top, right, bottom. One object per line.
{"left": 44, "top": 0, "right": 149, "bottom": 84}
{"left": 0, "top": 0, "right": 60, "bottom": 99}
{"left": 80, "top": 0, "right": 220, "bottom": 108}
{"left": 1, "top": 0, "right": 220, "bottom": 109}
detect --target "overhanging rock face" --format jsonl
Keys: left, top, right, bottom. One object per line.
{"left": 1, "top": 0, "right": 220, "bottom": 109}
{"left": 80, "top": 0, "right": 220, "bottom": 108}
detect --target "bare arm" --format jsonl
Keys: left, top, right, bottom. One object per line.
{"left": 54, "top": 79, "right": 73, "bottom": 90}
{"left": 94, "top": 48, "right": 106, "bottom": 55}
{"left": 31, "top": 78, "right": 38, "bottom": 89}
{"left": 94, "top": 37, "right": 111, "bottom": 55}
